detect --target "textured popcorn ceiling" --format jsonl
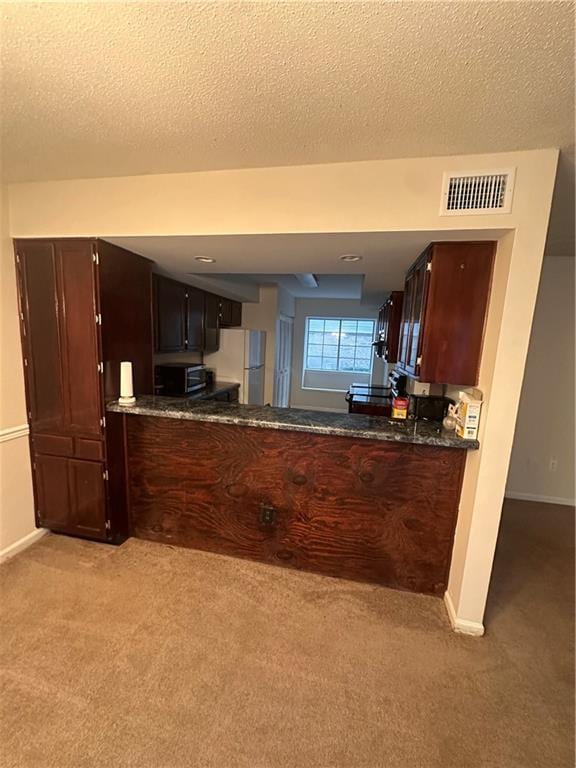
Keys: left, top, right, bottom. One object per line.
{"left": 1, "top": 1, "right": 574, "bottom": 253}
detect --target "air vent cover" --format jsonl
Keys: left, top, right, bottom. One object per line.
{"left": 440, "top": 169, "right": 515, "bottom": 215}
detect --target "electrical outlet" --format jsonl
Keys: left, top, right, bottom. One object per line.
{"left": 549, "top": 458, "right": 558, "bottom": 473}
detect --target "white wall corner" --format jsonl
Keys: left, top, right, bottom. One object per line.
{"left": 0, "top": 527, "right": 47, "bottom": 564}
{"left": 444, "top": 589, "right": 485, "bottom": 637}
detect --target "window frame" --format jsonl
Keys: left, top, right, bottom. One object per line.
{"left": 303, "top": 316, "right": 375, "bottom": 376}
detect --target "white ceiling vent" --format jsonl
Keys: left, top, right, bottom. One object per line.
{"left": 440, "top": 169, "right": 515, "bottom": 215}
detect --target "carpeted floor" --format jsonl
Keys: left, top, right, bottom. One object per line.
{"left": 1, "top": 499, "right": 574, "bottom": 768}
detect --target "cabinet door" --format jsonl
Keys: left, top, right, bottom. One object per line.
{"left": 218, "top": 297, "right": 232, "bottom": 327}
{"left": 398, "top": 272, "right": 415, "bottom": 370}
{"left": 68, "top": 459, "right": 107, "bottom": 538}
{"left": 376, "top": 304, "right": 386, "bottom": 339}
{"left": 154, "top": 276, "right": 187, "bottom": 352}
{"left": 186, "top": 286, "right": 205, "bottom": 351}
{"left": 381, "top": 301, "right": 391, "bottom": 357}
{"left": 58, "top": 241, "right": 102, "bottom": 438}
{"left": 374, "top": 302, "right": 389, "bottom": 360}
{"left": 419, "top": 242, "right": 495, "bottom": 385}
{"left": 97, "top": 239, "right": 154, "bottom": 400}
{"left": 16, "top": 240, "right": 102, "bottom": 438}
{"left": 204, "top": 293, "right": 220, "bottom": 352}
{"left": 219, "top": 298, "right": 242, "bottom": 328}
{"left": 383, "top": 292, "right": 404, "bottom": 364}
{"left": 229, "top": 300, "right": 242, "bottom": 327}
{"left": 34, "top": 453, "right": 71, "bottom": 529}
{"left": 405, "top": 259, "right": 429, "bottom": 376}
{"left": 15, "top": 242, "right": 66, "bottom": 434}
{"left": 34, "top": 454, "right": 107, "bottom": 539}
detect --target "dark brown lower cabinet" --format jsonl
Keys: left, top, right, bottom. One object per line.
{"left": 124, "top": 415, "right": 466, "bottom": 595}
{"left": 34, "top": 454, "right": 107, "bottom": 539}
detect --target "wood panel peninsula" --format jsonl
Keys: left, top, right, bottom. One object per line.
{"left": 15, "top": 237, "right": 491, "bottom": 598}
{"left": 107, "top": 397, "right": 478, "bottom": 595}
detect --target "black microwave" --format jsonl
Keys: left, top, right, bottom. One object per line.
{"left": 155, "top": 364, "right": 207, "bottom": 396}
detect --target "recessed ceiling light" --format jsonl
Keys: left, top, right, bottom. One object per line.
{"left": 340, "top": 254, "right": 362, "bottom": 262}
{"left": 194, "top": 256, "right": 215, "bottom": 263}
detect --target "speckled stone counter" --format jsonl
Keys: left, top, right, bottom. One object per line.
{"left": 107, "top": 395, "right": 478, "bottom": 450}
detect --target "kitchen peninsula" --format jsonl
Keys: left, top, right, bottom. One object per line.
{"left": 107, "top": 396, "right": 477, "bottom": 595}
{"left": 14, "top": 236, "right": 491, "bottom": 600}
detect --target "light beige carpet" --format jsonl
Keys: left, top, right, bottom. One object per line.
{"left": 1, "top": 499, "right": 573, "bottom": 768}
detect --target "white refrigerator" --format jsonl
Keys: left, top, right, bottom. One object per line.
{"left": 205, "top": 329, "right": 266, "bottom": 405}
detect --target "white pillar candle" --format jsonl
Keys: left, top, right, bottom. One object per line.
{"left": 119, "top": 361, "right": 136, "bottom": 405}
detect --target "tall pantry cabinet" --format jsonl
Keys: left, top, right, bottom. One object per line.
{"left": 15, "top": 238, "right": 154, "bottom": 542}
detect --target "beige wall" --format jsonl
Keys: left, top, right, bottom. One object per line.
{"left": 4, "top": 149, "right": 559, "bottom": 631}
{"left": 7, "top": 152, "right": 554, "bottom": 237}
{"left": 0, "top": 184, "right": 37, "bottom": 556}
{"left": 241, "top": 286, "right": 278, "bottom": 406}
{"left": 506, "top": 256, "right": 575, "bottom": 505}
{"left": 290, "top": 298, "right": 382, "bottom": 412}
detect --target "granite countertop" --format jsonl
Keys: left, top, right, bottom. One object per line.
{"left": 107, "top": 396, "right": 478, "bottom": 450}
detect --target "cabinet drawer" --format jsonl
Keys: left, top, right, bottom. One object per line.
{"left": 31, "top": 433, "right": 104, "bottom": 461}
{"left": 32, "top": 434, "right": 74, "bottom": 457}
{"left": 75, "top": 438, "right": 104, "bottom": 461}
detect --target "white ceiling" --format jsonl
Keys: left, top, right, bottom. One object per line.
{"left": 1, "top": 2, "right": 574, "bottom": 256}
{"left": 220, "top": 274, "right": 365, "bottom": 301}
{"left": 106, "top": 230, "right": 505, "bottom": 304}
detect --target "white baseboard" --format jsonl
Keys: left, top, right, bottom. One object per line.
{"left": 444, "top": 590, "right": 485, "bottom": 637}
{"left": 505, "top": 491, "right": 575, "bottom": 507}
{"left": 0, "top": 528, "right": 48, "bottom": 564}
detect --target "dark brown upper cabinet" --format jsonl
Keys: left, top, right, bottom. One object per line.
{"left": 153, "top": 276, "right": 243, "bottom": 353}
{"left": 397, "top": 242, "right": 495, "bottom": 385}
{"left": 374, "top": 291, "right": 404, "bottom": 363}
{"left": 15, "top": 238, "right": 153, "bottom": 542}
{"left": 219, "top": 297, "right": 242, "bottom": 328}
{"left": 204, "top": 292, "right": 221, "bottom": 353}
{"left": 154, "top": 275, "right": 187, "bottom": 352}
